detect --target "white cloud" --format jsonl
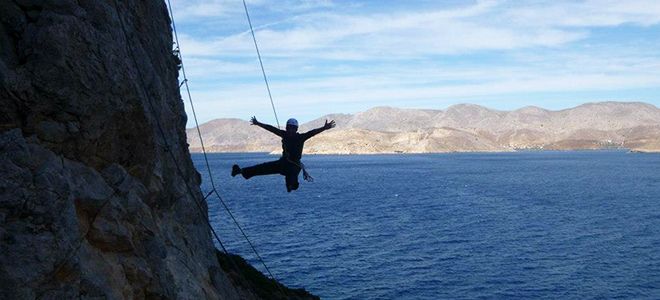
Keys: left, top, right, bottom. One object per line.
{"left": 168, "top": 0, "right": 236, "bottom": 19}
{"left": 183, "top": 55, "right": 660, "bottom": 126}
{"left": 172, "top": 0, "right": 660, "bottom": 58}
{"left": 168, "top": 0, "right": 333, "bottom": 21}
{"left": 504, "top": 0, "right": 660, "bottom": 27}
{"left": 182, "top": 57, "right": 261, "bottom": 78}
{"left": 176, "top": 4, "right": 590, "bottom": 59}
{"left": 172, "top": 0, "right": 660, "bottom": 127}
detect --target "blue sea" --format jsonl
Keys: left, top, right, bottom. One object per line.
{"left": 192, "top": 151, "right": 660, "bottom": 299}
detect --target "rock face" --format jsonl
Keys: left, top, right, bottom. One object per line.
{"left": 1, "top": 1, "right": 315, "bottom": 299}
{"left": 188, "top": 102, "right": 660, "bottom": 154}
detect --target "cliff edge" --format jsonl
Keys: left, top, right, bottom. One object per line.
{"left": 0, "top": 0, "right": 315, "bottom": 298}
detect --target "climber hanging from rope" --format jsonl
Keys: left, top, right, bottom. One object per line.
{"left": 231, "top": 116, "right": 336, "bottom": 192}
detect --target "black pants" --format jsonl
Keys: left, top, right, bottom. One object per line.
{"left": 241, "top": 158, "right": 301, "bottom": 192}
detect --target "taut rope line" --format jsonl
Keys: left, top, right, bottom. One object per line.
{"left": 242, "top": 0, "right": 281, "bottom": 128}
{"left": 165, "top": 0, "right": 281, "bottom": 284}
{"left": 241, "top": 0, "right": 316, "bottom": 182}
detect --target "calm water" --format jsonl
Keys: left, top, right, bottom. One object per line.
{"left": 192, "top": 151, "right": 660, "bottom": 299}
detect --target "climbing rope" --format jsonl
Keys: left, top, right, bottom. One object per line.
{"left": 34, "top": 2, "right": 286, "bottom": 297}
{"left": 242, "top": 0, "right": 281, "bottom": 129}
{"left": 114, "top": 0, "right": 291, "bottom": 297}
{"left": 242, "top": 0, "right": 315, "bottom": 183}
{"left": 164, "top": 0, "right": 283, "bottom": 287}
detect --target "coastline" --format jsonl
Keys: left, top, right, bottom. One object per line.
{"left": 189, "top": 148, "right": 658, "bottom": 155}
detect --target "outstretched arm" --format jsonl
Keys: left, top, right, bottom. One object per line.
{"left": 251, "top": 116, "right": 284, "bottom": 137}
{"left": 302, "top": 119, "right": 336, "bottom": 140}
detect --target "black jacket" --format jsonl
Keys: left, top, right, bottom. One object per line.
{"left": 258, "top": 123, "right": 326, "bottom": 162}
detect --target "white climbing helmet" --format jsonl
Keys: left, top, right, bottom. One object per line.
{"left": 286, "top": 118, "right": 298, "bottom": 127}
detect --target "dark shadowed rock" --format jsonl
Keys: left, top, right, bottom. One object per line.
{"left": 1, "top": 1, "right": 313, "bottom": 299}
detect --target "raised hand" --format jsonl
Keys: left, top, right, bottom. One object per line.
{"left": 250, "top": 116, "right": 259, "bottom": 126}
{"left": 324, "top": 119, "right": 336, "bottom": 130}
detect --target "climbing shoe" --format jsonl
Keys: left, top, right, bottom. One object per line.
{"left": 231, "top": 165, "right": 241, "bottom": 177}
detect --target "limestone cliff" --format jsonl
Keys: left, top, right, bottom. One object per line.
{"left": 0, "top": 0, "right": 315, "bottom": 299}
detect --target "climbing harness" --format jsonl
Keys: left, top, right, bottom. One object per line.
{"left": 283, "top": 146, "right": 314, "bottom": 182}
{"left": 301, "top": 162, "right": 314, "bottom": 182}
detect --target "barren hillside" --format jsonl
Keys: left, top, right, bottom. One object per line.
{"left": 187, "top": 102, "right": 660, "bottom": 154}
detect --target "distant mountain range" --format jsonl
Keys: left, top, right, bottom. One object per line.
{"left": 186, "top": 102, "right": 660, "bottom": 154}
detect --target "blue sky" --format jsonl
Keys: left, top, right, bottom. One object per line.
{"left": 167, "top": 0, "right": 660, "bottom": 127}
